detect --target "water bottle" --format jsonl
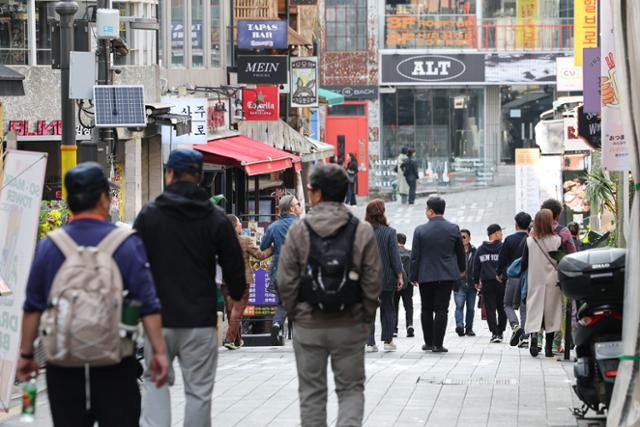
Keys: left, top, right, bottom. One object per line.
{"left": 20, "top": 378, "right": 37, "bottom": 423}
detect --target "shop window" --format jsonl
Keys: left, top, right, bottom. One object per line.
{"left": 0, "top": 0, "right": 28, "bottom": 64}
{"left": 171, "top": 0, "right": 185, "bottom": 67}
{"left": 191, "top": 0, "right": 203, "bottom": 67}
{"left": 327, "top": 104, "right": 366, "bottom": 116}
{"left": 210, "top": 0, "right": 221, "bottom": 67}
{"left": 325, "top": 0, "right": 366, "bottom": 52}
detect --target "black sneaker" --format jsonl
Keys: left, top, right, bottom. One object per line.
{"left": 490, "top": 335, "right": 500, "bottom": 343}
{"left": 465, "top": 329, "right": 476, "bottom": 337}
{"left": 271, "top": 324, "right": 282, "bottom": 346}
{"left": 407, "top": 326, "right": 415, "bottom": 337}
{"left": 422, "top": 344, "right": 433, "bottom": 351}
{"left": 455, "top": 326, "right": 465, "bottom": 337}
{"left": 510, "top": 326, "right": 524, "bottom": 347}
{"left": 432, "top": 346, "right": 449, "bottom": 353}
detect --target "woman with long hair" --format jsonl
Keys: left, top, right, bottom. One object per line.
{"left": 364, "top": 199, "right": 403, "bottom": 352}
{"left": 521, "top": 209, "right": 562, "bottom": 357}
{"left": 345, "top": 153, "right": 358, "bottom": 206}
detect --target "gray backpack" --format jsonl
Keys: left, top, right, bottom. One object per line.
{"left": 40, "top": 227, "right": 133, "bottom": 367}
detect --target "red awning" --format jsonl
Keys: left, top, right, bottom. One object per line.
{"left": 195, "top": 135, "right": 301, "bottom": 176}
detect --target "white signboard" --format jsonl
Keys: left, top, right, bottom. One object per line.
{"left": 556, "top": 56, "right": 583, "bottom": 91}
{"left": 600, "top": 1, "right": 630, "bottom": 171}
{"left": 515, "top": 148, "right": 541, "bottom": 216}
{"left": 290, "top": 57, "right": 318, "bottom": 108}
{"left": 161, "top": 96, "right": 208, "bottom": 145}
{"left": 0, "top": 150, "right": 47, "bottom": 410}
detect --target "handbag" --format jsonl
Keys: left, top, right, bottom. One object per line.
{"left": 506, "top": 257, "right": 523, "bottom": 278}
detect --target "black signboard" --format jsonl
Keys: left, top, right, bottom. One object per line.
{"left": 237, "top": 55, "right": 288, "bottom": 84}
{"left": 324, "top": 85, "right": 378, "bottom": 100}
{"left": 381, "top": 53, "right": 485, "bottom": 84}
{"left": 577, "top": 105, "right": 601, "bottom": 150}
{"left": 291, "top": 0, "right": 317, "bottom": 4}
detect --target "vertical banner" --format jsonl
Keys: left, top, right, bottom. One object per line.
{"left": 574, "top": 0, "right": 598, "bottom": 66}
{"left": 515, "top": 148, "right": 541, "bottom": 216}
{"left": 516, "top": 0, "right": 538, "bottom": 49}
{"left": 583, "top": 47, "right": 601, "bottom": 114}
{"left": 0, "top": 151, "right": 47, "bottom": 410}
{"left": 600, "top": 1, "right": 630, "bottom": 171}
{"left": 290, "top": 57, "right": 318, "bottom": 108}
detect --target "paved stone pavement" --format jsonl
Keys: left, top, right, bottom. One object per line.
{"left": 2, "top": 185, "right": 592, "bottom": 427}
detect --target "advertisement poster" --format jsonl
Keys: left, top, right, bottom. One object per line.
{"left": 515, "top": 148, "right": 541, "bottom": 216}
{"left": 574, "top": 0, "right": 598, "bottom": 65}
{"left": 600, "top": 1, "right": 630, "bottom": 171}
{"left": 516, "top": 0, "right": 538, "bottom": 49}
{"left": 485, "top": 53, "right": 557, "bottom": 83}
{"left": 290, "top": 57, "right": 318, "bottom": 108}
{"left": 583, "top": 48, "right": 601, "bottom": 114}
{"left": 385, "top": 15, "right": 477, "bottom": 49}
{"left": 556, "top": 56, "right": 583, "bottom": 91}
{"left": 242, "top": 86, "right": 279, "bottom": 121}
{"left": 161, "top": 96, "right": 208, "bottom": 145}
{"left": 0, "top": 151, "right": 47, "bottom": 410}
{"left": 237, "top": 20, "right": 288, "bottom": 49}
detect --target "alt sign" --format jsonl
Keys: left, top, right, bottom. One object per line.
{"left": 381, "top": 54, "right": 485, "bottom": 84}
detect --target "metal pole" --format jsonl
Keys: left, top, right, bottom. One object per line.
{"left": 97, "top": 0, "right": 114, "bottom": 173}
{"left": 55, "top": 0, "right": 78, "bottom": 200}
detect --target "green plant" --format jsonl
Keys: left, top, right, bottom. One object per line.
{"left": 39, "top": 201, "right": 71, "bottom": 240}
{"left": 586, "top": 168, "right": 616, "bottom": 214}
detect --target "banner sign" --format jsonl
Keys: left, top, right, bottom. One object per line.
{"left": 556, "top": 56, "right": 583, "bottom": 91}
{"left": 515, "top": 148, "right": 541, "bottom": 216}
{"left": 384, "top": 15, "right": 477, "bottom": 49}
{"left": 583, "top": 48, "right": 601, "bottom": 114}
{"left": 290, "top": 57, "right": 318, "bottom": 108}
{"left": 237, "top": 55, "right": 288, "bottom": 85}
{"left": 574, "top": 0, "right": 598, "bottom": 66}
{"left": 161, "top": 96, "right": 208, "bottom": 145}
{"left": 380, "top": 54, "right": 484, "bottom": 84}
{"left": 0, "top": 150, "right": 47, "bottom": 410}
{"left": 323, "top": 86, "right": 378, "bottom": 100}
{"left": 600, "top": 1, "right": 630, "bottom": 171}
{"left": 243, "top": 86, "right": 279, "bottom": 121}
{"left": 516, "top": 0, "right": 538, "bottom": 49}
{"left": 237, "top": 20, "right": 288, "bottom": 49}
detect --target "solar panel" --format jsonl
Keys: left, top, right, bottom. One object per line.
{"left": 93, "top": 85, "right": 146, "bottom": 127}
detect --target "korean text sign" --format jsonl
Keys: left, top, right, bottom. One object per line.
{"left": 161, "top": 96, "right": 209, "bottom": 145}
{"left": 574, "top": 0, "right": 598, "bottom": 66}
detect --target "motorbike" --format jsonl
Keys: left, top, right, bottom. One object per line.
{"left": 558, "top": 247, "right": 626, "bottom": 417}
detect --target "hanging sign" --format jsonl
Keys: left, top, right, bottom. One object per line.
{"left": 574, "top": 0, "right": 598, "bottom": 66}
{"left": 237, "top": 20, "right": 288, "bottom": 49}
{"left": 556, "top": 56, "right": 583, "bottom": 91}
{"left": 582, "top": 48, "right": 601, "bottom": 114}
{"left": 243, "top": 86, "right": 279, "bottom": 121}
{"left": 290, "top": 57, "right": 318, "bottom": 108}
{"left": 161, "top": 96, "right": 208, "bottom": 144}
{"left": 516, "top": 0, "right": 538, "bottom": 49}
{"left": 237, "top": 55, "right": 288, "bottom": 85}
{"left": 600, "top": 1, "right": 630, "bottom": 171}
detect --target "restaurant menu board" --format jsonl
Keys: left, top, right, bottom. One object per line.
{"left": 243, "top": 221, "right": 279, "bottom": 308}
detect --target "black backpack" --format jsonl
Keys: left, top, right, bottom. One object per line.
{"left": 299, "top": 215, "right": 362, "bottom": 312}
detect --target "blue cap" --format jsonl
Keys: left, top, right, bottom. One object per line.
{"left": 64, "top": 162, "right": 115, "bottom": 197}
{"left": 165, "top": 149, "right": 203, "bottom": 174}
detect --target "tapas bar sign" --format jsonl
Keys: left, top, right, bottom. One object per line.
{"left": 237, "top": 20, "right": 288, "bottom": 49}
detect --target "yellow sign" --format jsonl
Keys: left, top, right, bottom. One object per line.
{"left": 574, "top": 0, "right": 598, "bottom": 65}
{"left": 516, "top": 0, "right": 538, "bottom": 49}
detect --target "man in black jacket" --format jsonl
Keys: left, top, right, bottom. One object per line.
{"left": 474, "top": 224, "right": 505, "bottom": 343}
{"left": 134, "top": 149, "right": 245, "bottom": 427}
{"left": 410, "top": 197, "right": 465, "bottom": 353}
{"left": 454, "top": 229, "right": 477, "bottom": 337}
{"left": 496, "top": 212, "right": 531, "bottom": 346}
{"left": 402, "top": 149, "right": 419, "bottom": 204}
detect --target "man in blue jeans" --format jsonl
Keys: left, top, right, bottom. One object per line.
{"left": 261, "top": 194, "right": 302, "bottom": 345}
{"left": 455, "top": 229, "right": 478, "bottom": 337}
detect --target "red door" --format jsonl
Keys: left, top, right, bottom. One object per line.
{"left": 325, "top": 102, "right": 369, "bottom": 196}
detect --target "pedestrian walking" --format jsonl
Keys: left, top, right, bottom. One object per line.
{"left": 474, "top": 224, "right": 506, "bottom": 343}
{"left": 260, "top": 194, "right": 303, "bottom": 345}
{"left": 521, "top": 209, "right": 563, "bottom": 358}
{"left": 396, "top": 147, "right": 409, "bottom": 204}
{"left": 365, "top": 199, "right": 403, "bottom": 352}
{"left": 402, "top": 149, "right": 419, "bottom": 205}
{"left": 277, "top": 164, "right": 383, "bottom": 427}
{"left": 496, "top": 212, "right": 531, "bottom": 346}
{"left": 223, "top": 214, "right": 273, "bottom": 350}
{"left": 410, "top": 197, "right": 466, "bottom": 353}
{"left": 18, "top": 162, "right": 169, "bottom": 426}
{"left": 345, "top": 153, "right": 358, "bottom": 206}
{"left": 134, "top": 149, "right": 246, "bottom": 427}
{"left": 454, "top": 229, "right": 477, "bottom": 337}
{"left": 394, "top": 233, "right": 415, "bottom": 338}
{"left": 540, "top": 199, "right": 577, "bottom": 255}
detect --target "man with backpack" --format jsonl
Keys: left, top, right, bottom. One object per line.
{"left": 277, "top": 164, "right": 383, "bottom": 426}
{"left": 18, "top": 162, "right": 169, "bottom": 426}
{"left": 134, "top": 149, "right": 245, "bottom": 427}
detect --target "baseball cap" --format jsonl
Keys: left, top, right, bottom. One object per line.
{"left": 165, "top": 149, "right": 203, "bottom": 174}
{"left": 487, "top": 224, "right": 503, "bottom": 236}
{"left": 64, "top": 162, "right": 116, "bottom": 197}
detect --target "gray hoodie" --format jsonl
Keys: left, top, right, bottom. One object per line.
{"left": 277, "top": 202, "right": 383, "bottom": 328}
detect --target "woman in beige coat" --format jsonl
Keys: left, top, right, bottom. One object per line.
{"left": 521, "top": 209, "right": 562, "bottom": 358}
{"left": 396, "top": 148, "right": 409, "bottom": 204}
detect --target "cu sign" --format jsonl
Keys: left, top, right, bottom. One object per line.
{"left": 396, "top": 55, "right": 466, "bottom": 82}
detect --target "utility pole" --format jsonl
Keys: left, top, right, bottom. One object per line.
{"left": 55, "top": 0, "right": 78, "bottom": 199}
{"left": 96, "top": 0, "right": 114, "bottom": 173}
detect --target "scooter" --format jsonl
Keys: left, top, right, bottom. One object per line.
{"left": 558, "top": 248, "right": 626, "bottom": 417}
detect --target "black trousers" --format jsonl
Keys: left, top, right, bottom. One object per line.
{"left": 482, "top": 280, "right": 507, "bottom": 336}
{"left": 419, "top": 281, "right": 454, "bottom": 347}
{"left": 394, "top": 285, "right": 414, "bottom": 330}
{"left": 408, "top": 180, "right": 417, "bottom": 204}
{"left": 46, "top": 357, "right": 141, "bottom": 427}
{"left": 368, "top": 290, "right": 396, "bottom": 345}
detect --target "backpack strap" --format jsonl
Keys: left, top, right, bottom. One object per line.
{"left": 48, "top": 229, "right": 79, "bottom": 258}
{"left": 97, "top": 227, "right": 135, "bottom": 257}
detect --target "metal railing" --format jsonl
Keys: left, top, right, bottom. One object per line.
{"left": 482, "top": 18, "right": 574, "bottom": 51}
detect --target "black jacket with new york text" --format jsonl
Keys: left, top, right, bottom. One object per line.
{"left": 473, "top": 240, "right": 503, "bottom": 284}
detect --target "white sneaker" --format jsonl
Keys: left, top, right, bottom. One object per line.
{"left": 384, "top": 341, "right": 397, "bottom": 352}
{"left": 365, "top": 345, "right": 379, "bottom": 353}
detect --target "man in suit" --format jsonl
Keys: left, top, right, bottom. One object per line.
{"left": 410, "top": 197, "right": 466, "bottom": 353}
